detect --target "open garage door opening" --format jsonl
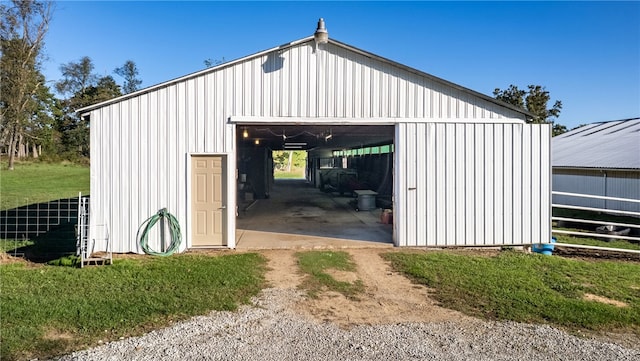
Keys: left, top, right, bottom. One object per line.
{"left": 235, "top": 124, "right": 395, "bottom": 247}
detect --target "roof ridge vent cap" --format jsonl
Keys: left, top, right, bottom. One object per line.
{"left": 314, "top": 18, "right": 328, "bottom": 44}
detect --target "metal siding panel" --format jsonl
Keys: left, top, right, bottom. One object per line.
{"left": 474, "top": 125, "right": 485, "bottom": 245}
{"left": 522, "top": 125, "right": 532, "bottom": 244}
{"left": 317, "top": 49, "right": 326, "bottom": 117}
{"left": 493, "top": 125, "right": 504, "bottom": 244}
{"left": 455, "top": 123, "right": 466, "bottom": 245}
{"left": 406, "top": 123, "right": 418, "bottom": 246}
{"left": 204, "top": 74, "right": 215, "bottom": 148}
{"left": 552, "top": 172, "right": 606, "bottom": 208}
{"left": 425, "top": 123, "right": 437, "bottom": 246}
{"left": 605, "top": 172, "right": 640, "bottom": 212}
{"left": 186, "top": 79, "right": 197, "bottom": 152}
{"left": 129, "top": 98, "right": 140, "bottom": 252}
{"left": 503, "top": 124, "right": 514, "bottom": 243}
{"left": 370, "top": 66, "right": 378, "bottom": 117}
{"left": 192, "top": 78, "right": 203, "bottom": 151}
{"left": 120, "top": 101, "right": 131, "bottom": 253}
{"left": 262, "top": 55, "right": 271, "bottom": 116}
{"left": 176, "top": 82, "right": 188, "bottom": 241}
{"left": 512, "top": 124, "right": 523, "bottom": 244}
{"left": 147, "top": 91, "right": 160, "bottom": 252}
{"left": 335, "top": 52, "right": 344, "bottom": 117}
{"left": 158, "top": 89, "right": 168, "bottom": 228}
{"left": 540, "top": 124, "right": 551, "bottom": 243}
{"left": 483, "top": 125, "right": 494, "bottom": 245}
{"left": 308, "top": 49, "right": 317, "bottom": 117}
{"left": 395, "top": 124, "right": 407, "bottom": 246}
{"left": 138, "top": 94, "right": 149, "bottom": 253}
{"left": 298, "top": 48, "right": 307, "bottom": 117}
{"left": 464, "top": 124, "right": 475, "bottom": 244}
{"left": 327, "top": 50, "right": 336, "bottom": 116}
{"left": 390, "top": 68, "right": 399, "bottom": 117}
{"left": 445, "top": 124, "right": 456, "bottom": 245}
{"left": 214, "top": 72, "right": 225, "bottom": 152}
{"left": 416, "top": 123, "right": 427, "bottom": 246}
{"left": 110, "top": 105, "right": 122, "bottom": 251}
{"left": 531, "top": 125, "right": 541, "bottom": 243}
{"left": 252, "top": 58, "right": 262, "bottom": 116}
{"left": 350, "top": 61, "right": 359, "bottom": 117}
{"left": 284, "top": 50, "right": 292, "bottom": 116}
{"left": 553, "top": 170, "right": 640, "bottom": 213}
{"left": 89, "top": 110, "right": 101, "bottom": 248}
{"left": 435, "top": 124, "right": 446, "bottom": 245}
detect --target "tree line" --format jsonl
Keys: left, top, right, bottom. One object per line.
{"left": 1, "top": 1, "right": 141, "bottom": 169}
{"left": 1, "top": 1, "right": 566, "bottom": 171}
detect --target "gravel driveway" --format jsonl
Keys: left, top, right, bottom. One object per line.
{"left": 54, "top": 249, "right": 640, "bottom": 361}
{"left": 54, "top": 288, "right": 638, "bottom": 361}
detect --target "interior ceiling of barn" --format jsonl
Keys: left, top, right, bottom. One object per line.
{"left": 237, "top": 125, "right": 394, "bottom": 151}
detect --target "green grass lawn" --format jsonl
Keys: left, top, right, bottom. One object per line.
{"left": 383, "top": 251, "right": 640, "bottom": 335}
{"left": 0, "top": 253, "right": 266, "bottom": 361}
{"left": 296, "top": 250, "right": 364, "bottom": 299}
{"left": 0, "top": 161, "right": 90, "bottom": 210}
{"left": 274, "top": 169, "right": 305, "bottom": 179}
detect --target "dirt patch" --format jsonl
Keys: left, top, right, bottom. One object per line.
{"left": 262, "top": 248, "right": 471, "bottom": 328}
{"left": 554, "top": 247, "right": 640, "bottom": 263}
{"left": 261, "top": 249, "right": 305, "bottom": 289}
{"left": 0, "top": 252, "right": 23, "bottom": 264}
{"left": 43, "top": 328, "right": 75, "bottom": 341}
{"left": 324, "top": 269, "right": 359, "bottom": 283}
{"left": 583, "top": 293, "right": 628, "bottom": 308}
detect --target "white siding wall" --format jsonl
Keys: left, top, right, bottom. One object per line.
{"left": 552, "top": 170, "right": 640, "bottom": 214}
{"left": 89, "top": 40, "right": 532, "bottom": 253}
{"left": 395, "top": 122, "right": 551, "bottom": 246}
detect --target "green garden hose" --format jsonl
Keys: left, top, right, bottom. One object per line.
{"left": 137, "top": 208, "right": 182, "bottom": 256}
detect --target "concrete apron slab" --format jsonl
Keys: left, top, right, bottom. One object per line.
{"left": 235, "top": 178, "right": 393, "bottom": 250}
{"left": 235, "top": 229, "right": 393, "bottom": 250}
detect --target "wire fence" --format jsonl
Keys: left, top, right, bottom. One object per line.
{"left": 1, "top": 197, "right": 81, "bottom": 240}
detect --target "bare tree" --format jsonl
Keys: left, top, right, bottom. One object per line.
{"left": 0, "top": 0, "right": 53, "bottom": 169}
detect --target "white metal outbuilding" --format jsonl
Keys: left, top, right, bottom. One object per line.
{"left": 79, "top": 20, "right": 551, "bottom": 253}
{"left": 552, "top": 118, "right": 640, "bottom": 214}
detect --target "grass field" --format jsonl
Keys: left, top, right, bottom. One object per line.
{"left": 0, "top": 253, "right": 266, "bottom": 361}
{"left": 384, "top": 251, "right": 640, "bottom": 334}
{"left": 274, "top": 167, "right": 305, "bottom": 179}
{"left": 0, "top": 161, "right": 90, "bottom": 210}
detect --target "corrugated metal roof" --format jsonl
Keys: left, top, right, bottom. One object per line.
{"left": 552, "top": 118, "right": 640, "bottom": 169}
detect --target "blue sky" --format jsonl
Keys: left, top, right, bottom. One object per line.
{"left": 42, "top": 1, "right": 639, "bottom": 130}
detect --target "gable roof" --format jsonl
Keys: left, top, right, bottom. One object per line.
{"left": 78, "top": 35, "right": 530, "bottom": 117}
{"left": 552, "top": 118, "right": 640, "bottom": 170}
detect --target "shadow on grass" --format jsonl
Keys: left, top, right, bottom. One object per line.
{"left": 1, "top": 198, "right": 80, "bottom": 263}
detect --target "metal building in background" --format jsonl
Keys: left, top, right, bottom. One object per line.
{"left": 552, "top": 118, "right": 640, "bottom": 215}
{"left": 78, "top": 20, "right": 551, "bottom": 253}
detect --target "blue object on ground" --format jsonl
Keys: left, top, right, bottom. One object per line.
{"left": 532, "top": 237, "right": 557, "bottom": 256}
